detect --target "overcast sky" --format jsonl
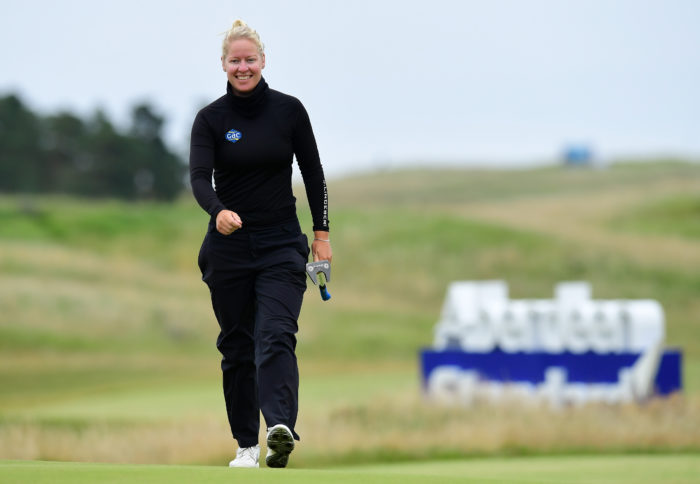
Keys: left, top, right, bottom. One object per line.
{"left": 2, "top": 0, "right": 698, "bottom": 177}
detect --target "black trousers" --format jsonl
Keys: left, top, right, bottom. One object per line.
{"left": 198, "top": 218, "right": 309, "bottom": 448}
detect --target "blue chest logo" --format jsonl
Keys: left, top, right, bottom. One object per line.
{"left": 225, "top": 129, "right": 242, "bottom": 143}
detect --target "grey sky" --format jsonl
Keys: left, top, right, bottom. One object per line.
{"left": 2, "top": 0, "right": 698, "bottom": 176}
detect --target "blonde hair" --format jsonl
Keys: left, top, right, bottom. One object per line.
{"left": 222, "top": 19, "right": 265, "bottom": 57}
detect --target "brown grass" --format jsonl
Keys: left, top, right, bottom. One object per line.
{"left": 0, "top": 419, "right": 231, "bottom": 464}
{"left": 297, "top": 392, "right": 700, "bottom": 464}
{"left": 4, "top": 388, "right": 698, "bottom": 466}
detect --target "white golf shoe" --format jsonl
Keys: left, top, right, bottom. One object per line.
{"left": 265, "top": 424, "right": 295, "bottom": 468}
{"left": 229, "top": 444, "right": 260, "bottom": 468}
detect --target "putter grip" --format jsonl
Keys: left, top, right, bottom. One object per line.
{"left": 319, "top": 284, "right": 331, "bottom": 301}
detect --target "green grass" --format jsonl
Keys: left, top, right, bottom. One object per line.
{"left": 2, "top": 454, "right": 700, "bottom": 484}
{"left": 611, "top": 194, "right": 700, "bottom": 241}
{"left": 1, "top": 160, "right": 700, "bottom": 467}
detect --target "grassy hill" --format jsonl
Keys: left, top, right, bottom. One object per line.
{"left": 1, "top": 160, "right": 699, "bottom": 466}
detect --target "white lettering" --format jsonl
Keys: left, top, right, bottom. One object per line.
{"left": 434, "top": 281, "right": 664, "bottom": 354}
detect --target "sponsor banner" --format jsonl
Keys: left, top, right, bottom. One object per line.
{"left": 424, "top": 281, "right": 683, "bottom": 406}
{"left": 421, "top": 348, "right": 682, "bottom": 406}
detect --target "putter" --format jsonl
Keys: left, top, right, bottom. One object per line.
{"left": 306, "top": 260, "right": 331, "bottom": 301}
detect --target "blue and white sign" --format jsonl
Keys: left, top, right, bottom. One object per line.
{"left": 421, "top": 281, "right": 682, "bottom": 407}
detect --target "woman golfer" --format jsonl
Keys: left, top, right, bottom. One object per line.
{"left": 189, "top": 19, "right": 331, "bottom": 468}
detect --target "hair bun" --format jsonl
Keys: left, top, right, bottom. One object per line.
{"left": 221, "top": 19, "right": 265, "bottom": 57}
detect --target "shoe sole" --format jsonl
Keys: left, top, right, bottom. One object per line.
{"left": 266, "top": 426, "right": 295, "bottom": 468}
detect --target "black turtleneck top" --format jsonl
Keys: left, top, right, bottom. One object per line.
{"left": 189, "top": 78, "right": 329, "bottom": 232}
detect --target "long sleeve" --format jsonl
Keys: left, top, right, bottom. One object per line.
{"left": 189, "top": 111, "right": 227, "bottom": 218}
{"left": 293, "top": 103, "right": 329, "bottom": 232}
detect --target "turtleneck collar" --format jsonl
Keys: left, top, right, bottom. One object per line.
{"left": 226, "top": 77, "right": 269, "bottom": 118}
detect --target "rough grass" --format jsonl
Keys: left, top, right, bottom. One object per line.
{"left": 3, "top": 367, "right": 698, "bottom": 467}
{"left": 1, "top": 160, "right": 700, "bottom": 466}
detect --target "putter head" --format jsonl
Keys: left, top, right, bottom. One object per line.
{"left": 306, "top": 260, "right": 331, "bottom": 286}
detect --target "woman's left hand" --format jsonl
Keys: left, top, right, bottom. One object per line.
{"left": 311, "top": 231, "right": 332, "bottom": 263}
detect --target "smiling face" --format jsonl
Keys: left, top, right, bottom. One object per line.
{"left": 222, "top": 38, "right": 265, "bottom": 96}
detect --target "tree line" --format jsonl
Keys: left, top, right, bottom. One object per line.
{"left": 0, "top": 93, "right": 186, "bottom": 201}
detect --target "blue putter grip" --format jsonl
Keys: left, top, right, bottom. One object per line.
{"left": 318, "top": 272, "right": 331, "bottom": 301}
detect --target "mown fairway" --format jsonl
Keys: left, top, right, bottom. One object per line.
{"left": 1, "top": 161, "right": 699, "bottom": 477}
{"left": 2, "top": 454, "right": 700, "bottom": 484}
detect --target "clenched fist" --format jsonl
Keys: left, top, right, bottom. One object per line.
{"left": 216, "top": 210, "right": 243, "bottom": 235}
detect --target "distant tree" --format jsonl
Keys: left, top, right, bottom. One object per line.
{"left": 0, "top": 93, "right": 185, "bottom": 201}
{"left": 0, "top": 94, "right": 44, "bottom": 192}
{"left": 44, "top": 112, "right": 87, "bottom": 193}
{"left": 131, "top": 104, "right": 163, "bottom": 141}
{"left": 81, "top": 109, "right": 132, "bottom": 198}
{"left": 127, "top": 104, "right": 184, "bottom": 201}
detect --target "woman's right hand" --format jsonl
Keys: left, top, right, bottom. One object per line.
{"left": 216, "top": 210, "right": 243, "bottom": 235}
